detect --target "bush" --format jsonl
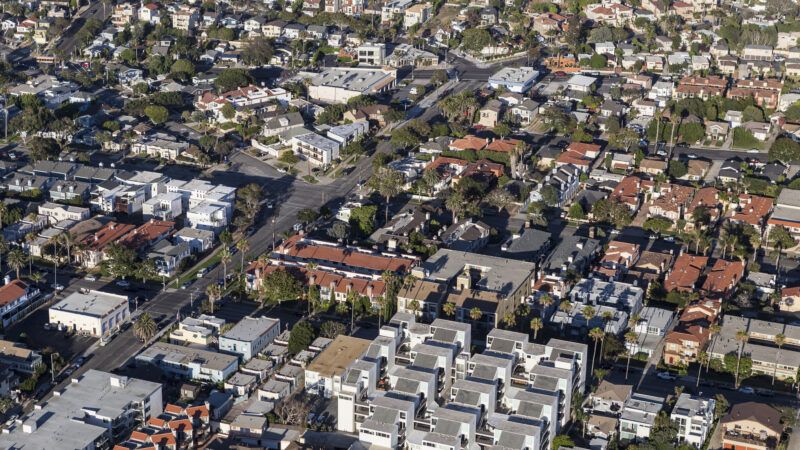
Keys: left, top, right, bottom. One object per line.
{"left": 278, "top": 151, "right": 299, "bottom": 164}
{"left": 732, "top": 127, "right": 760, "bottom": 149}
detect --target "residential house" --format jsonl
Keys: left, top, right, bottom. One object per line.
{"left": 619, "top": 394, "right": 665, "bottom": 442}
{"left": 720, "top": 402, "right": 783, "bottom": 450}
{"left": 671, "top": 394, "right": 716, "bottom": 448}
{"left": 664, "top": 253, "right": 708, "bottom": 293}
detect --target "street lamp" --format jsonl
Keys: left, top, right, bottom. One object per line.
{"left": 271, "top": 218, "right": 276, "bottom": 252}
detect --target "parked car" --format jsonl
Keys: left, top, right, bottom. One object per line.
{"left": 656, "top": 372, "right": 676, "bottom": 381}
{"left": 116, "top": 280, "right": 130, "bottom": 288}
{"left": 84, "top": 274, "right": 98, "bottom": 282}
{"left": 738, "top": 386, "right": 755, "bottom": 394}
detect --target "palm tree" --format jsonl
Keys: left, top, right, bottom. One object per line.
{"left": 773, "top": 333, "right": 785, "bottom": 385}
{"left": 530, "top": 317, "right": 543, "bottom": 341}
{"left": 0, "top": 202, "right": 8, "bottom": 230}
{"left": 408, "top": 299, "right": 420, "bottom": 317}
{"left": 599, "top": 311, "right": 614, "bottom": 361}
{"left": 706, "top": 323, "right": 721, "bottom": 373}
{"left": 206, "top": 283, "right": 222, "bottom": 314}
{"left": 442, "top": 302, "right": 456, "bottom": 317}
{"left": 24, "top": 232, "right": 36, "bottom": 276}
{"left": 558, "top": 300, "right": 573, "bottom": 314}
{"left": 369, "top": 168, "right": 404, "bottom": 223}
{"left": 469, "top": 307, "right": 482, "bottom": 322}
{"left": 539, "top": 294, "right": 554, "bottom": 312}
{"left": 696, "top": 351, "right": 708, "bottom": 388}
{"left": 236, "top": 238, "right": 250, "bottom": 282}
{"left": 503, "top": 312, "right": 516, "bottom": 329}
{"left": 734, "top": 330, "right": 749, "bottom": 388}
{"left": 402, "top": 273, "right": 418, "bottom": 291}
{"left": 220, "top": 247, "right": 232, "bottom": 290}
{"left": 29, "top": 271, "right": 43, "bottom": 285}
{"left": 57, "top": 232, "right": 75, "bottom": 267}
{"left": 444, "top": 189, "right": 466, "bottom": 223}
{"left": 625, "top": 331, "right": 638, "bottom": 380}
{"left": 582, "top": 305, "right": 596, "bottom": 328}
{"left": 133, "top": 312, "right": 157, "bottom": 342}
{"left": 7, "top": 248, "right": 25, "bottom": 279}
{"left": 589, "top": 327, "right": 604, "bottom": 380}
{"left": 0, "top": 236, "right": 7, "bottom": 276}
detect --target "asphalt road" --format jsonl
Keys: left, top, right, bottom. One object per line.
{"left": 40, "top": 142, "right": 376, "bottom": 395}
{"left": 54, "top": 2, "right": 113, "bottom": 57}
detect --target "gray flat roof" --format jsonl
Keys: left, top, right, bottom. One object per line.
{"left": 3, "top": 370, "right": 160, "bottom": 450}
{"left": 137, "top": 342, "right": 239, "bottom": 372}
{"left": 50, "top": 290, "right": 128, "bottom": 318}
{"left": 420, "top": 249, "right": 535, "bottom": 296}
{"left": 222, "top": 316, "right": 280, "bottom": 342}
{"left": 311, "top": 67, "right": 395, "bottom": 92}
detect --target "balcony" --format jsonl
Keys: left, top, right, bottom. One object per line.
{"left": 722, "top": 431, "right": 774, "bottom": 450}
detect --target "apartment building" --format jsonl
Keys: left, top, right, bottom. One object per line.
{"left": 291, "top": 132, "right": 341, "bottom": 166}
{"left": 219, "top": 316, "right": 281, "bottom": 361}
{"left": 404, "top": 3, "right": 432, "bottom": 29}
{"left": 0, "top": 278, "right": 40, "bottom": 328}
{"left": 3, "top": 370, "right": 162, "bottom": 449}
{"left": 131, "top": 135, "right": 189, "bottom": 160}
{"left": 142, "top": 192, "right": 183, "bottom": 221}
{"left": 671, "top": 393, "right": 715, "bottom": 448}
{"left": 169, "top": 314, "right": 225, "bottom": 346}
{"left": 553, "top": 278, "right": 644, "bottom": 335}
{"left": 172, "top": 6, "right": 199, "bottom": 31}
{"left": 136, "top": 342, "right": 239, "bottom": 382}
{"left": 411, "top": 249, "right": 535, "bottom": 328}
{"left": 618, "top": 393, "right": 664, "bottom": 442}
{"left": 767, "top": 189, "right": 800, "bottom": 241}
{"left": 77, "top": 221, "right": 136, "bottom": 268}
{"left": 709, "top": 316, "right": 800, "bottom": 381}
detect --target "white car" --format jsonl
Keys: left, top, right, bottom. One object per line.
{"left": 656, "top": 372, "right": 676, "bottom": 381}
{"left": 85, "top": 274, "right": 98, "bottom": 281}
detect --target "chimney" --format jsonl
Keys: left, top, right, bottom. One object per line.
{"left": 3, "top": 275, "right": 10, "bottom": 285}
{"left": 367, "top": 285, "right": 373, "bottom": 297}
{"left": 309, "top": 274, "right": 316, "bottom": 285}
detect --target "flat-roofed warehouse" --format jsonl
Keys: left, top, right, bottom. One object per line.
{"left": 307, "top": 67, "right": 397, "bottom": 104}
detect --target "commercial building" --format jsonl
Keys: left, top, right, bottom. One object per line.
{"left": 307, "top": 67, "right": 397, "bottom": 104}
{"left": 48, "top": 290, "right": 130, "bottom": 338}
{"left": 3, "top": 370, "right": 162, "bottom": 449}
{"left": 136, "top": 342, "right": 239, "bottom": 382}
{"left": 488, "top": 67, "right": 540, "bottom": 93}
{"left": 219, "top": 316, "right": 281, "bottom": 361}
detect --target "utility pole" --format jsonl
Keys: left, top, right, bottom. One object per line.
{"left": 271, "top": 218, "right": 276, "bottom": 252}
{"left": 50, "top": 353, "right": 56, "bottom": 383}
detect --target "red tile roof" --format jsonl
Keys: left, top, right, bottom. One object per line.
{"left": 81, "top": 222, "right": 136, "bottom": 251}
{"left": 118, "top": 220, "right": 175, "bottom": 250}
{"left": 449, "top": 135, "right": 488, "bottom": 151}
{"left": 664, "top": 253, "right": 708, "bottom": 292}
{"left": 0, "top": 280, "right": 28, "bottom": 307}
{"left": 731, "top": 194, "right": 773, "bottom": 226}
{"left": 485, "top": 138, "right": 523, "bottom": 153}
{"left": 278, "top": 235, "right": 415, "bottom": 273}
{"left": 702, "top": 259, "right": 745, "bottom": 295}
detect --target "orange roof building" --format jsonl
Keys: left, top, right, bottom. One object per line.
{"left": 274, "top": 235, "right": 415, "bottom": 276}
{"left": 730, "top": 194, "right": 774, "bottom": 227}
{"left": 664, "top": 253, "right": 708, "bottom": 293}
{"left": 701, "top": 259, "right": 745, "bottom": 298}
{"left": 448, "top": 135, "right": 488, "bottom": 151}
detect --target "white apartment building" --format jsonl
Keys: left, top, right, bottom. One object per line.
{"left": 291, "top": 132, "right": 341, "bottom": 166}
{"left": 356, "top": 43, "right": 387, "bottom": 66}
{"left": 186, "top": 202, "right": 229, "bottom": 233}
{"left": 671, "top": 393, "right": 715, "bottom": 448}
{"left": 48, "top": 290, "right": 130, "bottom": 338}
{"left": 619, "top": 393, "right": 665, "bottom": 442}
{"left": 218, "top": 316, "right": 281, "bottom": 361}
{"left": 131, "top": 136, "right": 189, "bottom": 160}
{"left": 142, "top": 192, "right": 183, "bottom": 221}
{"left": 136, "top": 342, "right": 238, "bottom": 382}
{"left": 38, "top": 202, "right": 90, "bottom": 224}
{"left": 404, "top": 3, "right": 432, "bottom": 29}
{"left": 169, "top": 314, "right": 225, "bottom": 346}
{"left": 172, "top": 6, "right": 199, "bottom": 31}
{"left": 3, "top": 370, "right": 162, "bottom": 448}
